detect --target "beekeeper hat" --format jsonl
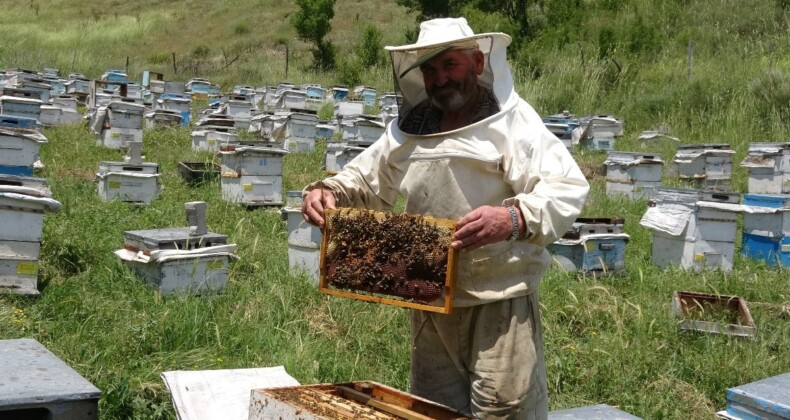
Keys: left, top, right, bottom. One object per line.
{"left": 385, "top": 18, "right": 511, "bottom": 79}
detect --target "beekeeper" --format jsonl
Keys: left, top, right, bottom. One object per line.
{"left": 302, "top": 17, "right": 589, "bottom": 419}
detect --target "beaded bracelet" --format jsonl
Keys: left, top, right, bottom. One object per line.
{"left": 506, "top": 205, "right": 519, "bottom": 241}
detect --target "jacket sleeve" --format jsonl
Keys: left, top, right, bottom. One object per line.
{"left": 303, "top": 138, "right": 399, "bottom": 211}
{"left": 501, "top": 105, "right": 589, "bottom": 246}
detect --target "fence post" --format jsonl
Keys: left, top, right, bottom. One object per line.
{"left": 285, "top": 43, "right": 289, "bottom": 78}
{"left": 172, "top": 52, "right": 177, "bottom": 74}
{"left": 687, "top": 41, "right": 694, "bottom": 79}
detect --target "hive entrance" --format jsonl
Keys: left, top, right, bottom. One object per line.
{"left": 320, "top": 208, "right": 457, "bottom": 313}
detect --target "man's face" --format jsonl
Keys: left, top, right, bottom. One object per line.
{"left": 420, "top": 48, "right": 485, "bottom": 112}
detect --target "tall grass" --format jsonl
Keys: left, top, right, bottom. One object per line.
{"left": 0, "top": 0, "right": 789, "bottom": 418}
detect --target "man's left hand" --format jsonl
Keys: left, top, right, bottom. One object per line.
{"left": 451, "top": 205, "right": 515, "bottom": 251}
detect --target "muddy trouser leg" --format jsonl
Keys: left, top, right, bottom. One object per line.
{"left": 410, "top": 292, "right": 547, "bottom": 419}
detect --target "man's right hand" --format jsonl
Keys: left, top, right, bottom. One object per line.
{"left": 301, "top": 188, "right": 336, "bottom": 228}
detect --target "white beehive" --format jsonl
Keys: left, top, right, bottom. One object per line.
{"left": 98, "top": 127, "right": 143, "bottom": 149}
{"left": 673, "top": 143, "right": 734, "bottom": 191}
{"left": 605, "top": 151, "right": 663, "bottom": 199}
{"left": 340, "top": 115, "right": 385, "bottom": 145}
{"left": 191, "top": 129, "right": 237, "bottom": 152}
{"left": 286, "top": 112, "right": 318, "bottom": 152}
{"left": 641, "top": 188, "right": 742, "bottom": 271}
{"left": 114, "top": 202, "right": 238, "bottom": 294}
{"left": 740, "top": 142, "right": 790, "bottom": 194}
{"left": 96, "top": 143, "right": 161, "bottom": 204}
{"left": 281, "top": 207, "right": 321, "bottom": 284}
{"left": 0, "top": 127, "right": 48, "bottom": 175}
{"left": 219, "top": 146, "right": 288, "bottom": 206}
{"left": 0, "top": 96, "right": 43, "bottom": 122}
{"left": 0, "top": 175, "right": 61, "bottom": 295}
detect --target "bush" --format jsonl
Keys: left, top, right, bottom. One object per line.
{"left": 356, "top": 25, "right": 384, "bottom": 67}
{"left": 337, "top": 56, "right": 362, "bottom": 87}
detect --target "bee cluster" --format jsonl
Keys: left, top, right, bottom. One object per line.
{"left": 325, "top": 210, "right": 452, "bottom": 302}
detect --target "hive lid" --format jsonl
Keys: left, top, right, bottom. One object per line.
{"left": 726, "top": 373, "right": 790, "bottom": 419}
{"left": 0, "top": 338, "right": 101, "bottom": 405}
{"left": 124, "top": 227, "right": 227, "bottom": 251}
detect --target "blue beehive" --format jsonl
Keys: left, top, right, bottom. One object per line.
{"left": 547, "top": 218, "right": 630, "bottom": 276}
{"left": 742, "top": 194, "right": 790, "bottom": 267}
{"left": 0, "top": 114, "right": 40, "bottom": 131}
{"left": 724, "top": 373, "right": 790, "bottom": 420}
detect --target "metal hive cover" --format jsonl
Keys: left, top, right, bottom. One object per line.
{"left": 124, "top": 227, "right": 227, "bottom": 251}
{"left": 726, "top": 373, "right": 790, "bottom": 418}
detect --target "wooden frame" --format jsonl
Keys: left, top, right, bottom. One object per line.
{"left": 319, "top": 208, "right": 458, "bottom": 314}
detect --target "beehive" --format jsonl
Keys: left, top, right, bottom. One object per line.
{"left": 741, "top": 194, "right": 790, "bottom": 267}
{"left": 673, "top": 143, "right": 734, "bottom": 191}
{"left": 740, "top": 142, "right": 790, "bottom": 194}
{"left": 0, "top": 338, "right": 101, "bottom": 419}
{"left": 96, "top": 160, "right": 161, "bottom": 204}
{"left": 320, "top": 208, "right": 458, "bottom": 313}
{"left": 249, "top": 381, "right": 471, "bottom": 420}
{"left": 114, "top": 202, "right": 237, "bottom": 294}
{"left": 219, "top": 145, "right": 288, "bottom": 206}
{"left": 640, "top": 188, "right": 742, "bottom": 271}
{"left": 604, "top": 151, "right": 664, "bottom": 199}
{"left": 0, "top": 126, "right": 48, "bottom": 177}
{"left": 547, "top": 218, "right": 630, "bottom": 276}
{"left": 281, "top": 206, "right": 321, "bottom": 284}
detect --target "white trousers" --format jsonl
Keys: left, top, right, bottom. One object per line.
{"left": 410, "top": 292, "right": 548, "bottom": 419}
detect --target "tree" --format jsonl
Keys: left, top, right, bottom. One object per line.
{"left": 291, "top": 0, "right": 337, "bottom": 70}
{"left": 397, "top": 0, "right": 535, "bottom": 41}
{"left": 355, "top": 25, "right": 384, "bottom": 67}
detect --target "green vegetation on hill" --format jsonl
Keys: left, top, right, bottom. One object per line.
{"left": 0, "top": 1, "right": 789, "bottom": 419}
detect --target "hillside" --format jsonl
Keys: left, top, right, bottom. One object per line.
{"left": 1, "top": 1, "right": 789, "bottom": 419}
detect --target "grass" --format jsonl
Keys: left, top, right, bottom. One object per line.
{"left": 0, "top": 0, "right": 789, "bottom": 418}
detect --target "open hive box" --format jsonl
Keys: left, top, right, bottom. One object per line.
{"left": 249, "top": 381, "right": 471, "bottom": 419}
{"left": 671, "top": 291, "right": 756, "bottom": 337}
{"left": 320, "top": 208, "right": 458, "bottom": 314}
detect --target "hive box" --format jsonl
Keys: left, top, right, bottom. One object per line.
{"left": 605, "top": 151, "right": 663, "bottom": 199}
{"left": 741, "top": 194, "right": 790, "bottom": 267}
{"left": 723, "top": 373, "right": 790, "bottom": 420}
{"left": 191, "top": 129, "right": 237, "bottom": 152}
{"left": 0, "top": 338, "right": 100, "bottom": 419}
{"left": 249, "top": 381, "right": 471, "bottom": 420}
{"left": 281, "top": 207, "right": 321, "bottom": 284}
{"left": 547, "top": 218, "right": 629, "bottom": 276}
{"left": 740, "top": 142, "right": 790, "bottom": 194}
{"left": 673, "top": 143, "right": 734, "bottom": 191}
{"left": 116, "top": 221, "right": 237, "bottom": 295}
{"left": 641, "top": 188, "right": 741, "bottom": 271}
{"left": 96, "top": 161, "right": 160, "bottom": 203}
{"left": 0, "top": 127, "right": 48, "bottom": 176}
{"left": 549, "top": 404, "right": 641, "bottom": 419}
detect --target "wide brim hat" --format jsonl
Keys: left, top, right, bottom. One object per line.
{"left": 385, "top": 18, "right": 512, "bottom": 78}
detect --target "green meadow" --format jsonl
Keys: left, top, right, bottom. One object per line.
{"left": 1, "top": 0, "right": 789, "bottom": 418}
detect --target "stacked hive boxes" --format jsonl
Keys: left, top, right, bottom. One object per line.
{"left": 547, "top": 218, "right": 630, "bottom": 276}
{"left": 114, "top": 202, "right": 238, "bottom": 294}
{"left": 740, "top": 142, "right": 790, "bottom": 194}
{"left": 604, "top": 151, "right": 664, "bottom": 199}
{"left": 0, "top": 175, "right": 61, "bottom": 295}
{"left": 673, "top": 143, "right": 734, "bottom": 191}
{"left": 0, "top": 117, "right": 47, "bottom": 176}
{"left": 219, "top": 145, "right": 289, "bottom": 206}
{"left": 640, "top": 188, "right": 741, "bottom": 271}
{"left": 280, "top": 192, "right": 321, "bottom": 284}
{"left": 96, "top": 142, "right": 161, "bottom": 204}
{"left": 741, "top": 194, "right": 790, "bottom": 267}
{"left": 95, "top": 99, "right": 145, "bottom": 149}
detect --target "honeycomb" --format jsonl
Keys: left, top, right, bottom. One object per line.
{"left": 323, "top": 209, "right": 455, "bottom": 303}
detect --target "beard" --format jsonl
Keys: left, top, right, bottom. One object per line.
{"left": 427, "top": 75, "right": 477, "bottom": 112}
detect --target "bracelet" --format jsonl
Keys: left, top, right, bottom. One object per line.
{"left": 506, "top": 205, "right": 519, "bottom": 241}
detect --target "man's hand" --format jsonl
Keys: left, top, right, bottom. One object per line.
{"left": 451, "top": 205, "right": 516, "bottom": 251}
{"left": 301, "top": 188, "right": 336, "bottom": 228}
